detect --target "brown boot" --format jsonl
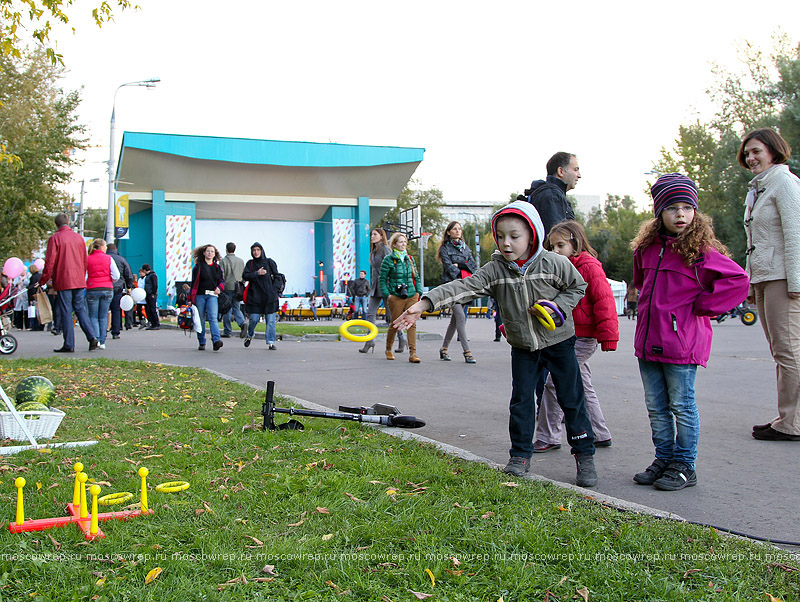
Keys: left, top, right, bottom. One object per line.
{"left": 408, "top": 329, "right": 420, "bottom": 363}
{"left": 385, "top": 329, "right": 396, "bottom": 360}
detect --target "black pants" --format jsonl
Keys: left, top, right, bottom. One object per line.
{"left": 110, "top": 288, "right": 123, "bottom": 335}
{"left": 145, "top": 294, "right": 159, "bottom": 327}
{"left": 509, "top": 337, "right": 595, "bottom": 458}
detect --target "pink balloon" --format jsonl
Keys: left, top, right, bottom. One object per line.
{"left": 3, "top": 257, "right": 24, "bottom": 279}
{"left": 33, "top": 258, "right": 45, "bottom": 271}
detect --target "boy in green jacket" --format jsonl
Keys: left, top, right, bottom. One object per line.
{"left": 393, "top": 201, "right": 598, "bottom": 487}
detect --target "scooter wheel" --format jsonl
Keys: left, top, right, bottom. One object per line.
{"left": 0, "top": 334, "right": 17, "bottom": 355}
{"left": 740, "top": 311, "right": 758, "bottom": 326}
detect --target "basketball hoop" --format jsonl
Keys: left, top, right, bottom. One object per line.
{"left": 420, "top": 232, "right": 433, "bottom": 248}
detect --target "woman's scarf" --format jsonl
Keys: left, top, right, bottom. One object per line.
{"left": 450, "top": 239, "right": 466, "bottom": 251}
{"left": 392, "top": 248, "right": 408, "bottom": 261}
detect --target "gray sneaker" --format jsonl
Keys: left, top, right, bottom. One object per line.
{"left": 575, "top": 454, "right": 598, "bottom": 487}
{"left": 503, "top": 456, "right": 530, "bottom": 477}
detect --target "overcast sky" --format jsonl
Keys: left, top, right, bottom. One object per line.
{"left": 54, "top": 0, "right": 799, "bottom": 211}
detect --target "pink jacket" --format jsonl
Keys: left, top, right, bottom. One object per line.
{"left": 570, "top": 253, "right": 619, "bottom": 351}
{"left": 633, "top": 236, "right": 749, "bottom": 367}
{"left": 86, "top": 251, "right": 114, "bottom": 289}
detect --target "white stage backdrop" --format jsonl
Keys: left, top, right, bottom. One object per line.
{"left": 194, "top": 220, "right": 316, "bottom": 295}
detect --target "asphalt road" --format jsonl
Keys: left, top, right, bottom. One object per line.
{"left": 5, "top": 312, "right": 799, "bottom": 548}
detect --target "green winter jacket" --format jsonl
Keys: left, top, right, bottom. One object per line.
{"left": 424, "top": 201, "right": 586, "bottom": 352}
{"left": 379, "top": 252, "right": 421, "bottom": 299}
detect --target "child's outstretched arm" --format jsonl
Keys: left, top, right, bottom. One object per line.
{"left": 393, "top": 298, "right": 432, "bottom": 330}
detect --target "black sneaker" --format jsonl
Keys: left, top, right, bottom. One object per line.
{"left": 198, "top": 344, "right": 206, "bottom": 351}
{"left": 213, "top": 340, "right": 223, "bottom": 351}
{"left": 89, "top": 338, "right": 99, "bottom": 351}
{"left": 502, "top": 456, "right": 530, "bottom": 477}
{"left": 244, "top": 337, "right": 251, "bottom": 348}
{"left": 239, "top": 327, "right": 247, "bottom": 339}
{"left": 633, "top": 458, "right": 670, "bottom": 485}
{"left": 653, "top": 461, "right": 697, "bottom": 491}
{"left": 575, "top": 454, "right": 598, "bottom": 487}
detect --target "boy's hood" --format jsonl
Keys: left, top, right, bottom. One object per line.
{"left": 490, "top": 200, "right": 545, "bottom": 264}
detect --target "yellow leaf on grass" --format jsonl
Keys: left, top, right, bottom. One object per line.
{"left": 145, "top": 567, "right": 162, "bottom": 584}
{"left": 161, "top": 412, "right": 170, "bottom": 418}
{"left": 95, "top": 578, "right": 106, "bottom": 587}
{"left": 500, "top": 481, "right": 519, "bottom": 487}
{"left": 386, "top": 489, "right": 398, "bottom": 496}
{"left": 766, "top": 595, "right": 783, "bottom": 602}
{"left": 557, "top": 505, "right": 569, "bottom": 512}
{"left": 322, "top": 534, "right": 334, "bottom": 541}
{"left": 424, "top": 568, "right": 435, "bottom": 587}
{"left": 221, "top": 417, "right": 229, "bottom": 423}
{"left": 36, "top": 482, "right": 42, "bottom": 491}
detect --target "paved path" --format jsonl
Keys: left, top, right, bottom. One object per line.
{"left": 6, "top": 314, "right": 799, "bottom": 547}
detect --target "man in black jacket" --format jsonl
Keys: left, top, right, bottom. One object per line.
{"left": 348, "top": 270, "right": 370, "bottom": 319}
{"left": 521, "top": 151, "right": 581, "bottom": 236}
{"left": 107, "top": 244, "right": 134, "bottom": 339}
{"left": 141, "top": 264, "right": 160, "bottom": 330}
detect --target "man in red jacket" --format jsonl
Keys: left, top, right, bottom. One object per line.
{"left": 39, "top": 213, "right": 99, "bottom": 352}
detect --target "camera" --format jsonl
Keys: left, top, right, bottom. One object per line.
{"left": 395, "top": 284, "right": 408, "bottom": 299}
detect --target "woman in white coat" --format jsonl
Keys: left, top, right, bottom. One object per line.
{"left": 739, "top": 127, "right": 800, "bottom": 441}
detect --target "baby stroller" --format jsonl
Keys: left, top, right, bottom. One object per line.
{"left": 0, "top": 282, "right": 26, "bottom": 355}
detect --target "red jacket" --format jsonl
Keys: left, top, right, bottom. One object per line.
{"left": 40, "top": 226, "right": 89, "bottom": 291}
{"left": 570, "top": 252, "right": 619, "bottom": 351}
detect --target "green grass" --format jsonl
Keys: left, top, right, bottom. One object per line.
{"left": 0, "top": 359, "right": 797, "bottom": 601}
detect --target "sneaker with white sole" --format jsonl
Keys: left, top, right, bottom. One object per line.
{"left": 574, "top": 454, "right": 598, "bottom": 487}
{"left": 502, "top": 456, "right": 530, "bottom": 477}
{"left": 98, "top": 343, "right": 106, "bottom": 349}
{"left": 653, "top": 461, "right": 696, "bottom": 491}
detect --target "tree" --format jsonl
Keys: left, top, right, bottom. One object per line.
{"left": 653, "top": 37, "right": 800, "bottom": 267}
{"left": 0, "top": 0, "right": 134, "bottom": 66}
{"left": 0, "top": 49, "right": 85, "bottom": 259}
{"left": 584, "top": 195, "right": 651, "bottom": 284}
{"left": 381, "top": 181, "right": 448, "bottom": 286}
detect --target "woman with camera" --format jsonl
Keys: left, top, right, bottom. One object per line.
{"left": 437, "top": 221, "right": 478, "bottom": 363}
{"left": 379, "top": 232, "right": 421, "bottom": 363}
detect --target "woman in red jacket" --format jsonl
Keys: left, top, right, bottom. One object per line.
{"left": 533, "top": 220, "right": 618, "bottom": 453}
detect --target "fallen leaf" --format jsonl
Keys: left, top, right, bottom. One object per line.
{"left": 480, "top": 511, "right": 495, "bottom": 519}
{"left": 386, "top": 489, "right": 398, "bottom": 496}
{"left": 768, "top": 563, "right": 799, "bottom": 573}
{"left": 202, "top": 501, "right": 214, "bottom": 514}
{"left": 161, "top": 412, "right": 170, "bottom": 418}
{"left": 766, "top": 595, "right": 784, "bottom": 602}
{"left": 144, "top": 567, "right": 162, "bottom": 584}
{"left": 500, "top": 481, "right": 519, "bottom": 487}
{"left": 244, "top": 535, "right": 263, "bottom": 547}
{"left": 316, "top": 507, "right": 330, "bottom": 514}
{"left": 576, "top": 586, "right": 589, "bottom": 601}
{"left": 558, "top": 576, "right": 568, "bottom": 586}
{"left": 345, "top": 492, "right": 365, "bottom": 503}
{"left": 95, "top": 578, "right": 106, "bottom": 587}
{"left": 410, "top": 591, "right": 433, "bottom": 600}
{"left": 322, "top": 534, "right": 334, "bottom": 541}
{"left": 253, "top": 577, "right": 274, "bottom": 582}
{"left": 288, "top": 511, "right": 307, "bottom": 527}
{"left": 557, "top": 505, "right": 569, "bottom": 512}
{"left": 36, "top": 482, "right": 42, "bottom": 490}
{"left": 683, "top": 569, "right": 701, "bottom": 579}
{"left": 47, "top": 534, "right": 61, "bottom": 551}
{"left": 450, "top": 557, "right": 460, "bottom": 567}
{"left": 424, "top": 568, "right": 435, "bottom": 587}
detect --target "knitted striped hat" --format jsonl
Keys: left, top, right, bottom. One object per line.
{"left": 651, "top": 173, "right": 699, "bottom": 217}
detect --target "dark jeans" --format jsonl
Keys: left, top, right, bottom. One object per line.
{"left": 110, "top": 288, "right": 123, "bottom": 335}
{"left": 145, "top": 294, "right": 159, "bottom": 327}
{"left": 56, "top": 288, "right": 97, "bottom": 350}
{"left": 509, "top": 337, "right": 594, "bottom": 458}
{"left": 49, "top": 293, "right": 62, "bottom": 332}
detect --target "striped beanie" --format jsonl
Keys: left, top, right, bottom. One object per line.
{"left": 651, "top": 173, "right": 699, "bottom": 217}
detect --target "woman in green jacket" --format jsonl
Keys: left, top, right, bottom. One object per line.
{"left": 379, "top": 232, "right": 421, "bottom": 362}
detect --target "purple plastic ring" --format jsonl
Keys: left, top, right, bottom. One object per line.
{"left": 538, "top": 300, "right": 565, "bottom": 327}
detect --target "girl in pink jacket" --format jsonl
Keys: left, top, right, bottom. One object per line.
{"left": 631, "top": 174, "right": 749, "bottom": 491}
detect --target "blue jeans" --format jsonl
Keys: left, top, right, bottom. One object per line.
{"left": 194, "top": 294, "right": 221, "bottom": 345}
{"left": 354, "top": 296, "right": 368, "bottom": 319}
{"left": 86, "top": 290, "right": 113, "bottom": 344}
{"left": 509, "top": 337, "right": 594, "bottom": 458}
{"left": 247, "top": 312, "right": 277, "bottom": 344}
{"left": 221, "top": 290, "right": 245, "bottom": 335}
{"left": 638, "top": 359, "right": 699, "bottom": 469}
{"left": 56, "top": 289, "right": 97, "bottom": 350}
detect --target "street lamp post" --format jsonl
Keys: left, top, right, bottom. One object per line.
{"left": 105, "top": 78, "right": 160, "bottom": 243}
{"left": 79, "top": 178, "right": 100, "bottom": 237}
{"left": 460, "top": 212, "right": 481, "bottom": 268}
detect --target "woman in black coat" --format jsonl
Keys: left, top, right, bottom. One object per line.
{"left": 437, "top": 221, "right": 478, "bottom": 363}
{"left": 242, "top": 242, "right": 281, "bottom": 350}
{"left": 359, "top": 227, "right": 392, "bottom": 354}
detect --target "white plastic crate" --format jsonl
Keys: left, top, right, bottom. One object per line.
{"left": 0, "top": 408, "right": 65, "bottom": 441}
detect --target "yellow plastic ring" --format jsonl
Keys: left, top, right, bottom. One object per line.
{"left": 532, "top": 304, "right": 556, "bottom": 331}
{"left": 339, "top": 319, "right": 378, "bottom": 342}
{"left": 155, "top": 480, "right": 190, "bottom": 493}
{"left": 98, "top": 491, "right": 134, "bottom": 506}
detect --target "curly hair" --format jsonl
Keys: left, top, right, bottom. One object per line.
{"left": 193, "top": 244, "right": 221, "bottom": 264}
{"left": 630, "top": 212, "right": 730, "bottom": 266}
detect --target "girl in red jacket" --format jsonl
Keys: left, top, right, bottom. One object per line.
{"left": 533, "top": 220, "right": 619, "bottom": 454}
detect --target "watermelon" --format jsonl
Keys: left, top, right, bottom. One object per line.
{"left": 16, "top": 402, "right": 49, "bottom": 412}
{"left": 15, "top": 376, "right": 56, "bottom": 407}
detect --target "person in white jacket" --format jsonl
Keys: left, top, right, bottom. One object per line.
{"left": 739, "top": 127, "right": 800, "bottom": 441}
